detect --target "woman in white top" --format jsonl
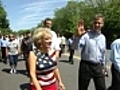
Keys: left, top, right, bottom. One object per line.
{"left": 6, "top": 34, "right": 19, "bottom": 74}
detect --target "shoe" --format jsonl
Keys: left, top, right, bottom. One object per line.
{"left": 10, "top": 69, "right": 13, "bottom": 74}
{"left": 69, "top": 59, "right": 74, "bottom": 64}
{"left": 70, "top": 60, "right": 74, "bottom": 65}
{"left": 70, "top": 61, "right": 74, "bottom": 65}
{"left": 13, "top": 69, "right": 17, "bottom": 74}
{"left": 68, "top": 59, "right": 71, "bottom": 62}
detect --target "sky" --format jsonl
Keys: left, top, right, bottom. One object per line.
{"left": 2, "top": 0, "right": 74, "bottom": 31}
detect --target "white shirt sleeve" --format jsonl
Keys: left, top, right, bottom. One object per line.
{"left": 50, "top": 30, "right": 61, "bottom": 50}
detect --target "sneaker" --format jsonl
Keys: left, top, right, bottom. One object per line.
{"left": 13, "top": 69, "right": 17, "bottom": 74}
{"left": 10, "top": 69, "right": 13, "bottom": 74}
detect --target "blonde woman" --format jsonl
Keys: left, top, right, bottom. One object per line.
{"left": 29, "top": 28, "right": 65, "bottom": 90}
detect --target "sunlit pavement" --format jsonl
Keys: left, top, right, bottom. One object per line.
{"left": 0, "top": 50, "right": 111, "bottom": 90}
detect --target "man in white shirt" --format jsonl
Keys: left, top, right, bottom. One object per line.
{"left": 61, "top": 35, "right": 66, "bottom": 53}
{"left": 43, "top": 18, "right": 60, "bottom": 59}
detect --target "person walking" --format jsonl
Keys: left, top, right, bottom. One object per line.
{"left": 78, "top": 14, "right": 107, "bottom": 90}
{"left": 43, "top": 18, "right": 60, "bottom": 59}
{"left": 57, "top": 33, "right": 62, "bottom": 57}
{"left": 29, "top": 28, "right": 65, "bottom": 90}
{"left": 6, "top": 34, "right": 19, "bottom": 74}
{"left": 21, "top": 31, "right": 33, "bottom": 75}
{"left": 108, "top": 35, "right": 120, "bottom": 90}
{"left": 67, "top": 34, "right": 75, "bottom": 64}
{"left": 61, "top": 34, "right": 66, "bottom": 53}
{"left": 0, "top": 35, "right": 8, "bottom": 64}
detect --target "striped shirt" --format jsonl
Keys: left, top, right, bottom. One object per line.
{"left": 34, "top": 49, "right": 57, "bottom": 86}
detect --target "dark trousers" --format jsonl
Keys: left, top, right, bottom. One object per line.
{"left": 8, "top": 54, "right": 18, "bottom": 67}
{"left": 25, "top": 60, "right": 29, "bottom": 73}
{"left": 1, "top": 47, "right": 7, "bottom": 62}
{"left": 23, "top": 52, "right": 28, "bottom": 60}
{"left": 78, "top": 60, "right": 106, "bottom": 90}
{"left": 59, "top": 44, "right": 62, "bottom": 57}
{"left": 59, "top": 44, "right": 65, "bottom": 57}
{"left": 69, "top": 49, "right": 74, "bottom": 62}
{"left": 61, "top": 44, "right": 65, "bottom": 53}
{"left": 23, "top": 52, "right": 29, "bottom": 74}
{"left": 108, "top": 64, "right": 120, "bottom": 90}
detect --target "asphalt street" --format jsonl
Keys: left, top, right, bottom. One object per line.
{"left": 0, "top": 50, "right": 112, "bottom": 90}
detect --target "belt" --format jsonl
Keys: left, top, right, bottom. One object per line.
{"left": 81, "top": 60, "right": 101, "bottom": 66}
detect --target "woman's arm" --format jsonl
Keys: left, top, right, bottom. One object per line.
{"left": 17, "top": 43, "right": 20, "bottom": 55}
{"left": 54, "top": 68, "right": 65, "bottom": 90}
{"left": 6, "top": 42, "right": 9, "bottom": 57}
{"left": 55, "top": 50, "right": 60, "bottom": 60}
{"left": 6, "top": 46, "right": 8, "bottom": 57}
{"left": 28, "top": 51, "right": 42, "bottom": 90}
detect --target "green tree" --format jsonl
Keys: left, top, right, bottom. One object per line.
{"left": 0, "top": 1, "right": 11, "bottom": 35}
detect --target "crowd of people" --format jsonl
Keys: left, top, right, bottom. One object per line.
{"left": 0, "top": 13, "right": 120, "bottom": 90}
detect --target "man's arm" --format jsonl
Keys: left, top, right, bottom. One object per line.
{"left": 110, "top": 42, "right": 120, "bottom": 72}
{"left": 101, "top": 36, "right": 106, "bottom": 66}
{"left": 21, "top": 39, "right": 24, "bottom": 52}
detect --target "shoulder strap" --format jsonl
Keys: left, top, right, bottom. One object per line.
{"left": 33, "top": 48, "right": 40, "bottom": 56}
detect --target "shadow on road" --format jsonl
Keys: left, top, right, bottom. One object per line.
{"left": 2, "top": 68, "right": 28, "bottom": 76}
{"left": 17, "top": 58, "right": 26, "bottom": 62}
{"left": 2, "top": 68, "right": 10, "bottom": 74}
{"left": 17, "top": 69, "right": 28, "bottom": 76}
{"left": 59, "top": 60, "right": 70, "bottom": 63}
{"left": 20, "top": 83, "right": 30, "bottom": 90}
{"left": 0, "top": 59, "right": 2, "bottom": 62}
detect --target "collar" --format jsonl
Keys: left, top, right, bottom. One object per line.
{"left": 91, "top": 30, "right": 101, "bottom": 35}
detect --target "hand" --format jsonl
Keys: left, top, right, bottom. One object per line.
{"left": 58, "top": 82, "right": 65, "bottom": 90}
{"left": 102, "top": 67, "right": 108, "bottom": 77}
{"left": 19, "top": 51, "right": 23, "bottom": 56}
{"left": 77, "top": 24, "right": 85, "bottom": 33}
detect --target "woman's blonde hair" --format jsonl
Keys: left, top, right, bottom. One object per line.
{"left": 33, "top": 27, "right": 52, "bottom": 49}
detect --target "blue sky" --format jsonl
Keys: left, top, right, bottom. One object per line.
{"left": 2, "top": 0, "right": 74, "bottom": 31}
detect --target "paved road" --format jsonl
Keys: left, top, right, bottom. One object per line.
{"left": 0, "top": 51, "right": 112, "bottom": 90}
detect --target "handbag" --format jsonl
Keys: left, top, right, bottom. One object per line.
{"left": 34, "top": 49, "right": 57, "bottom": 73}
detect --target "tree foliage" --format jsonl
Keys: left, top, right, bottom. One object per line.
{"left": 14, "top": 0, "right": 120, "bottom": 49}
{"left": 0, "top": 1, "right": 11, "bottom": 35}
{"left": 51, "top": 0, "right": 120, "bottom": 48}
